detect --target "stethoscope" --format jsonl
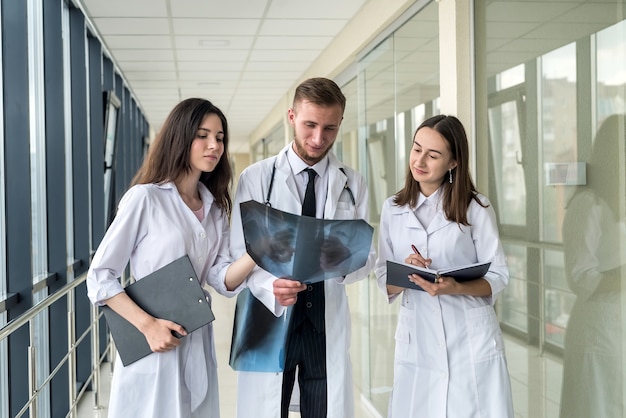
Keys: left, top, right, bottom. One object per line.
{"left": 264, "top": 159, "right": 356, "bottom": 208}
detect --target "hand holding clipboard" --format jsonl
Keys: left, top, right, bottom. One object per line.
{"left": 102, "top": 255, "right": 215, "bottom": 366}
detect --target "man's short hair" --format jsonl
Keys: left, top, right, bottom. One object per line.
{"left": 293, "top": 77, "right": 346, "bottom": 112}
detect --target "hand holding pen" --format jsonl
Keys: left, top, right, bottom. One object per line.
{"left": 405, "top": 244, "right": 432, "bottom": 269}
{"left": 407, "top": 245, "right": 449, "bottom": 290}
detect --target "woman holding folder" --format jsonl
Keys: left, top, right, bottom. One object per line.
{"left": 374, "top": 115, "right": 514, "bottom": 417}
{"left": 87, "top": 98, "right": 255, "bottom": 418}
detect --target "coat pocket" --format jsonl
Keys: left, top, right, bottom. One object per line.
{"left": 393, "top": 308, "right": 414, "bottom": 363}
{"left": 333, "top": 201, "right": 354, "bottom": 220}
{"left": 465, "top": 304, "right": 505, "bottom": 363}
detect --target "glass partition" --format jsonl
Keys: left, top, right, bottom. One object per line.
{"left": 478, "top": 1, "right": 626, "bottom": 416}
{"left": 0, "top": 3, "right": 7, "bottom": 415}
{"left": 344, "top": 1, "right": 441, "bottom": 413}
{"left": 251, "top": 122, "right": 284, "bottom": 163}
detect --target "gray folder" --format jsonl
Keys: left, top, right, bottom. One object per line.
{"left": 102, "top": 255, "right": 215, "bottom": 366}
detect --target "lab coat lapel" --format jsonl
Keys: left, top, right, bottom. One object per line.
{"left": 427, "top": 211, "right": 452, "bottom": 235}
{"left": 390, "top": 204, "right": 423, "bottom": 230}
{"left": 406, "top": 211, "right": 423, "bottom": 230}
{"left": 325, "top": 159, "right": 347, "bottom": 219}
{"left": 274, "top": 151, "right": 302, "bottom": 212}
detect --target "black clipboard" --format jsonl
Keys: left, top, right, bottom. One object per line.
{"left": 102, "top": 255, "right": 215, "bottom": 366}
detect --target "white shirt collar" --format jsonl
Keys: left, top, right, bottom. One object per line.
{"left": 416, "top": 186, "right": 442, "bottom": 209}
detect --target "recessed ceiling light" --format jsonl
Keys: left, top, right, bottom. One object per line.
{"left": 199, "top": 39, "right": 230, "bottom": 47}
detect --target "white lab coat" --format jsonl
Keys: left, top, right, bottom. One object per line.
{"left": 560, "top": 190, "right": 626, "bottom": 418}
{"left": 87, "top": 182, "right": 242, "bottom": 418}
{"left": 230, "top": 144, "right": 375, "bottom": 418}
{"left": 374, "top": 192, "right": 514, "bottom": 418}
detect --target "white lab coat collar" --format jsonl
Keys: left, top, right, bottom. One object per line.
{"left": 388, "top": 187, "right": 449, "bottom": 234}
{"left": 154, "top": 180, "right": 217, "bottom": 223}
{"left": 416, "top": 187, "right": 442, "bottom": 210}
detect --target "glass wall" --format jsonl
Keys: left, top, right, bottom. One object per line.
{"left": 477, "top": 1, "right": 626, "bottom": 417}
{"left": 337, "top": 1, "right": 624, "bottom": 417}
{"left": 251, "top": 121, "right": 285, "bottom": 163}
{"left": 339, "top": 1, "right": 441, "bottom": 413}
{"left": 0, "top": 1, "right": 149, "bottom": 415}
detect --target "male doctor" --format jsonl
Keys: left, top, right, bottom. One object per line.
{"left": 230, "top": 77, "right": 375, "bottom": 418}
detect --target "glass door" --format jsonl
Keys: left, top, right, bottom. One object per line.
{"left": 487, "top": 85, "right": 535, "bottom": 338}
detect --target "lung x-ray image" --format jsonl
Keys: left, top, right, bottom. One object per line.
{"left": 240, "top": 200, "right": 373, "bottom": 284}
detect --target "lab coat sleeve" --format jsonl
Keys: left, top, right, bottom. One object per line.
{"left": 231, "top": 166, "right": 286, "bottom": 317}
{"left": 336, "top": 170, "right": 376, "bottom": 285}
{"left": 87, "top": 186, "right": 150, "bottom": 305}
{"left": 374, "top": 198, "right": 401, "bottom": 303}
{"left": 470, "top": 196, "right": 509, "bottom": 302}
{"left": 562, "top": 195, "right": 601, "bottom": 296}
{"left": 208, "top": 207, "right": 244, "bottom": 297}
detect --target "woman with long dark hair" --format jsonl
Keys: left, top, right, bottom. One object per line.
{"left": 87, "top": 98, "right": 254, "bottom": 418}
{"left": 375, "top": 115, "right": 514, "bottom": 417}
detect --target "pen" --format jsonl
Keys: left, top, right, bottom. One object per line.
{"left": 411, "top": 244, "right": 431, "bottom": 269}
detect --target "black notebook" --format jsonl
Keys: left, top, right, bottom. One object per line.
{"left": 386, "top": 260, "right": 491, "bottom": 291}
{"left": 102, "top": 255, "right": 215, "bottom": 366}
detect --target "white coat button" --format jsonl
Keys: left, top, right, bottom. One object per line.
{"left": 198, "top": 257, "right": 203, "bottom": 263}
{"left": 200, "top": 232, "right": 206, "bottom": 239}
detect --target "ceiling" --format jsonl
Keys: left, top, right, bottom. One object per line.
{"left": 77, "top": 0, "right": 623, "bottom": 153}
{"left": 78, "top": 0, "right": 369, "bottom": 152}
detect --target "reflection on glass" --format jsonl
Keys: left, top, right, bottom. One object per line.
{"left": 543, "top": 249, "right": 572, "bottom": 348}
{"left": 596, "top": 20, "right": 626, "bottom": 122}
{"left": 488, "top": 101, "right": 526, "bottom": 225}
{"left": 356, "top": 3, "right": 441, "bottom": 412}
{"left": 367, "top": 134, "right": 387, "bottom": 220}
{"left": 337, "top": 77, "right": 358, "bottom": 167}
{"left": 252, "top": 123, "right": 284, "bottom": 163}
{"left": 541, "top": 43, "right": 578, "bottom": 243}
{"left": 266, "top": 123, "right": 285, "bottom": 157}
{"left": 103, "top": 90, "right": 121, "bottom": 226}
{"left": 560, "top": 114, "right": 626, "bottom": 418}
{"left": 361, "top": 36, "right": 395, "bottom": 222}
{"left": 497, "top": 244, "right": 528, "bottom": 333}
{"left": 497, "top": 65, "right": 525, "bottom": 91}
{"left": 480, "top": 1, "right": 626, "bottom": 417}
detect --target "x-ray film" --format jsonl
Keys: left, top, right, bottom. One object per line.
{"left": 229, "top": 287, "right": 292, "bottom": 372}
{"left": 240, "top": 200, "right": 373, "bottom": 284}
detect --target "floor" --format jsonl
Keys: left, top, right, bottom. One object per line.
{"left": 77, "top": 284, "right": 564, "bottom": 418}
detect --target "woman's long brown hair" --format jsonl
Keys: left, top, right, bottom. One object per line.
{"left": 393, "top": 115, "right": 485, "bottom": 225}
{"left": 130, "top": 98, "right": 233, "bottom": 215}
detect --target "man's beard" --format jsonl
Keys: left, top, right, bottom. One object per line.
{"left": 292, "top": 137, "right": 331, "bottom": 165}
